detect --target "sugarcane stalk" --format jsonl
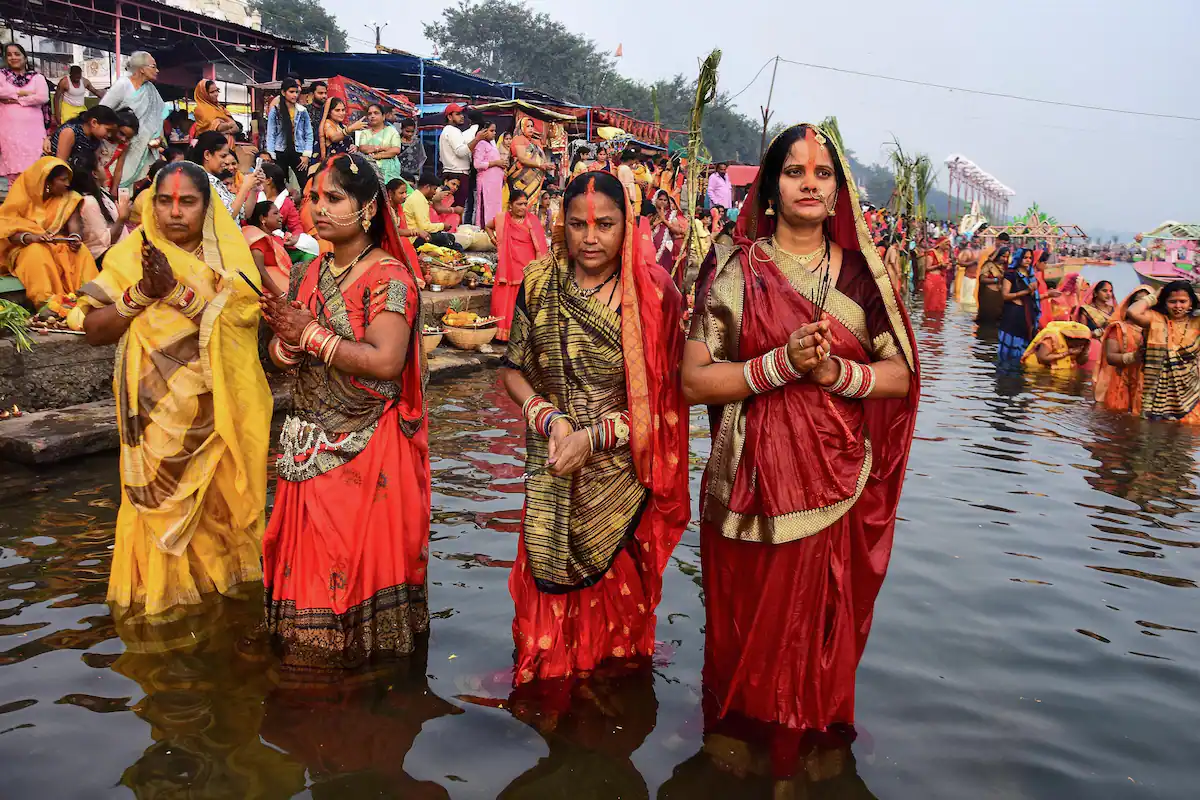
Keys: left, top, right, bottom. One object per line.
{"left": 677, "top": 49, "right": 722, "bottom": 285}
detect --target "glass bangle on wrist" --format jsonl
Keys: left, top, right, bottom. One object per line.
{"left": 824, "top": 355, "right": 875, "bottom": 399}
{"left": 744, "top": 345, "right": 806, "bottom": 395}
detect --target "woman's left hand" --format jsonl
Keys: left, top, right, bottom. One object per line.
{"left": 809, "top": 356, "right": 840, "bottom": 387}
{"left": 548, "top": 430, "right": 592, "bottom": 477}
{"left": 261, "top": 294, "right": 315, "bottom": 346}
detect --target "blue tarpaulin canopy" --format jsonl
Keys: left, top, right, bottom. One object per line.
{"left": 259, "top": 52, "right": 572, "bottom": 107}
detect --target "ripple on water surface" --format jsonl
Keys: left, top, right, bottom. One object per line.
{"left": 0, "top": 280, "right": 1197, "bottom": 798}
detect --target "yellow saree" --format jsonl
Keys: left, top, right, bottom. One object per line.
{"left": 75, "top": 187, "right": 272, "bottom": 621}
{"left": 1021, "top": 321, "right": 1093, "bottom": 372}
{"left": 0, "top": 156, "right": 97, "bottom": 305}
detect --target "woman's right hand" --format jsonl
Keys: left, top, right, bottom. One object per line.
{"left": 786, "top": 320, "right": 831, "bottom": 374}
{"left": 139, "top": 240, "right": 176, "bottom": 298}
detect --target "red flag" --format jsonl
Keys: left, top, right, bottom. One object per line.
{"left": 615, "top": 44, "right": 623, "bottom": 57}
{"left": 324, "top": 35, "right": 329, "bottom": 52}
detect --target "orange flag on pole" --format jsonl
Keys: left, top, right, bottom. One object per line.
{"left": 615, "top": 44, "right": 623, "bottom": 57}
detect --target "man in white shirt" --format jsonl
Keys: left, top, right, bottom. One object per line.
{"left": 438, "top": 103, "right": 480, "bottom": 210}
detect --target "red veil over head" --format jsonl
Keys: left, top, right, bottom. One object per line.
{"left": 555, "top": 171, "right": 691, "bottom": 597}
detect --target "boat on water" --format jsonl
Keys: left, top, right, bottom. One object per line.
{"left": 1131, "top": 222, "right": 1200, "bottom": 288}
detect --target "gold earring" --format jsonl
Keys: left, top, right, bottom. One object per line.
{"left": 765, "top": 200, "right": 775, "bottom": 216}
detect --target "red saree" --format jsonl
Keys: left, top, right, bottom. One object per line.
{"left": 922, "top": 246, "right": 947, "bottom": 314}
{"left": 263, "top": 197, "right": 430, "bottom": 672}
{"left": 490, "top": 210, "right": 547, "bottom": 342}
{"left": 242, "top": 225, "right": 292, "bottom": 294}
{"left": 691, "top": 123, "right": 919, "bottom": 778}
{"left": 506, "top": 178, "right": 690, "bottom": 684}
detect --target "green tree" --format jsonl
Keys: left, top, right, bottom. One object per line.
{"left": 424, "top": 0, "right": 761, "bottom": 161}
{"left": 251, "top": 0, "right": 347, "bottom": 52}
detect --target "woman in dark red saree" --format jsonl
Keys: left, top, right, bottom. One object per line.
{"left": 259, "top": 152, "right": 430, "bottom": 673}
{"left": 682, "top": 123, "right": 920, "bottom": 786}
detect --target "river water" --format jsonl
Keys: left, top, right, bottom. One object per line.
{"left": 1, "top": 265, "right": 1197, "bottom": 799}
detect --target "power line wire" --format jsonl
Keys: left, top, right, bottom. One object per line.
{"left": 775, "top": 57, "right": 1200, "bottom": 123}
{"left": 725, "top": 56, "right": 775, "bottom": 103}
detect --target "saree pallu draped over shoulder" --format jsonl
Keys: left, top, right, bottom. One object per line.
{"left": 263, "top": 246, "right": 431, "bottom": 672}
{"left": 690, "top": 122, "right": 919, "bottom": 779}
{"left": 76, "top": 191, "right": 272, "bottom": 622}
{"left": 505, "top": 192, "right": 689, "bottom": 685}
{"left": 1140, "top": 312, "right": 1200, "bottom": 423}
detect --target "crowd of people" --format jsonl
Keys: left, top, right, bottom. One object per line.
{"left": 0, "top": 91, "right": 924, "bottom": 785}
{"left": 870, "top": 207, "right": 1200, "bottom": 425}
{"left": 6, "top": 50, "right": 1185, "bottom": 786}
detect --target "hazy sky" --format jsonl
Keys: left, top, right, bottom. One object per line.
{"left": 339, "top": 0, "right": 1198, "bottom": 234}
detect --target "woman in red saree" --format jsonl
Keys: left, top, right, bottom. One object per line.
{"left": 499, "top": 170, "right": 690, "bottom": 685}
{"left": 682, "top": 123, "right": 919, "bottom": 785}
{"left": 922, "top": 237, "right": 950, "bottom": 314}
{"left": 487, "top": 189, "right": 547, "bottom": 341}
{"left": 651, "top": 189, "right": 688, "bottom": 286}
{"left": 242, "top": 200, "right": 290, "bottom": 295}
{"left": 259, "top": 152, "right": 430, "bottom": 672}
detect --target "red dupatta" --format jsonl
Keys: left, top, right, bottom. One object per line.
{"left": 701, "top": 122, "right": 920, "bottom": 545}
{"left": 495, "top": 210, "right": 547, "bottom": 285}
{"left": 551, "top": 174, "right": 691, "bottom": 591}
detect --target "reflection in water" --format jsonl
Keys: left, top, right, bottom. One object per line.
{"left": 262, "top": 637, "right": 461, "bottom": 799}
{"left": 2, "top": 281, "right": 1200, "bottom": 798}
{"left": 113, "top": 590, "right": 305, "bottom": 799}
{"left": 486, "top": 666, "right": 659, "bottom": 799}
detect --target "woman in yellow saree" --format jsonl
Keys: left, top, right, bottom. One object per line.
{"left": 72, "top": 160, "right": 273, "bottom": 623}
{"left": 1020, "top": 320, "right": 1094, "bottom": 372}
{"left": 0, "top": 156, "right": 97, "bottom": 305}
{"left": 505, "top": 116, "right": 547, "bottom": 209}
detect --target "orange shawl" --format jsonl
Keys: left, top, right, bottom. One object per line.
{"left": 192, "top": 80, "right": 234, "bottom": 144}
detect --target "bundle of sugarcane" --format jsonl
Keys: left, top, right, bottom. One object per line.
{"left": 675, "top": 49, "right": 722, "bottom": 287}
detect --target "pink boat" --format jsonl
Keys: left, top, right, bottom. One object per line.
{"left": 1132, "top": 222, "right": 1200, "bottom": 288}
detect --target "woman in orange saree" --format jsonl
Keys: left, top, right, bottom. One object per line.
{"left": 682, "top": 123, "right": 919, "bottom": 785}
{"left": 1093, "top": 286, "right": 1154, "bottom": 413}
{"left": 191, "top": 80, "right": 237, "bottom": 146}
{"left": 260, "top": 152, "right": 430, "bottom": 671}
{"left": 487, "top": 189, "right": 547, "bottom": 342}
{"left": 499, "top": 170, "right": 689, "bottom": 686}
{"left": 0, "top": 156, "right": 97, "bottom": 305}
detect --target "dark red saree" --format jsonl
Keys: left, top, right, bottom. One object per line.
{"left": 691, "top": 123, "right": 920, "bottom": 778}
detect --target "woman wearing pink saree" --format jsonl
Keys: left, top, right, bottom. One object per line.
{"left": 472, "top": 121, "right": 506, "bottom": 227}
{"left": 0, "top": 43, "right": 51, "bottom": 181}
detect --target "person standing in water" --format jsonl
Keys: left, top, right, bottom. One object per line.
{"left": 682, "top": 123, "right": 918, "bottom": 785}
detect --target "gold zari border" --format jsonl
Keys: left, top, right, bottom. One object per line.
{"left": 703, "top": 439, "right": 872, "bottom": 544}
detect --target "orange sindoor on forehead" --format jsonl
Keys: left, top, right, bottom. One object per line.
{"left": 169, "top": 170, "right": 183, "bottom": 215}
{"left": 585, "top": 178, "right": 598, "bottom": 240}
{"left": 804, "top": 128, "right": 820, "bottom": 175}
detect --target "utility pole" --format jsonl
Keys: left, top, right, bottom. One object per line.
{"left": 366, "top": 21, "right": 389, "bottom": 52}
{"left": 758, "top": 56, "right": 779, "bottom": 160}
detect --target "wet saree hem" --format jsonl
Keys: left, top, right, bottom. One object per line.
{"left": 264, "top": 582, "right": 430, "bottom": 670}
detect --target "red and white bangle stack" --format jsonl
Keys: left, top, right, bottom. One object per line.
{"left": 270, "top": 337, "right": 303, "bottom": 367}
{"left": 522, "top": 395, "right": 568, "bottom": 438}
{"left": 744, "top": 345, "right": 806, "bottom": 395}
{"left": 826, "top": 355, "right": 875, "bottom": 399}
{"left": 300, "top": 320, "right": 342, "bottom": 365}
{"left": 164, "top": 283, "right": 205, "bottom": 320}
{"left": 116, "top": 283, "right": 155, "bottom": 319}
{"left": 586, "top": 410, "right": 631, "bottom": 453}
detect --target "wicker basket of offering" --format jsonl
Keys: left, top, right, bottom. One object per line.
{"left": 421, "top": 326, "right": 444, "bottom": 355}
{"left": 427, "top": 263, "right": 468, "bottom": 291}
{"left": 441, "top": 308, "right": 500, "bottom": 350}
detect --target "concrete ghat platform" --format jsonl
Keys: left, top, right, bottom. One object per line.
{"left": 0, "top": 348, "right": 499, "bottom": 466}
